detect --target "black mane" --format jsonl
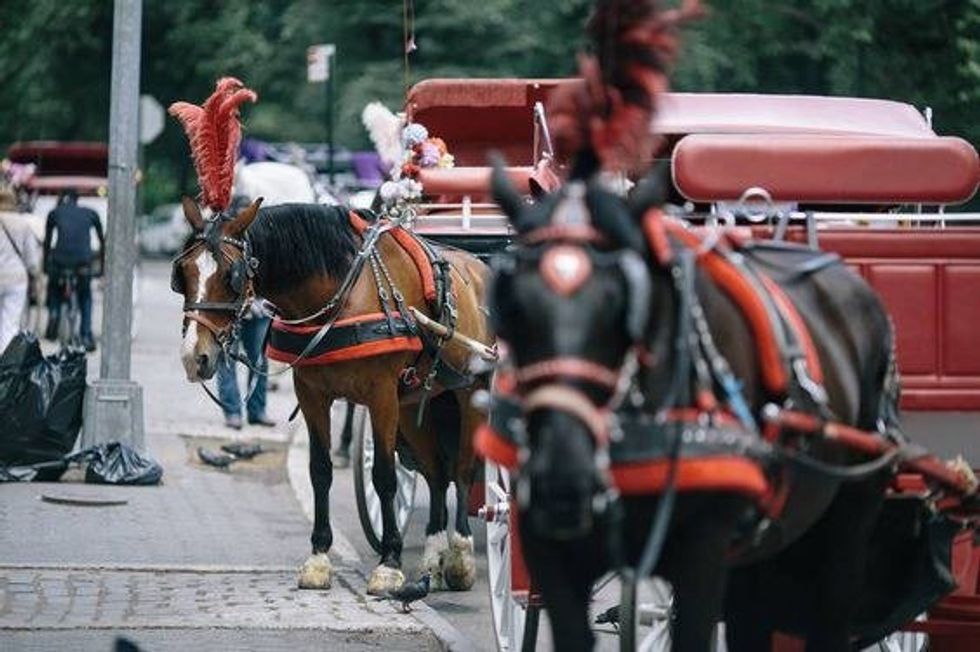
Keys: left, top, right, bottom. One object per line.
{"left": 248, "top": 203, "right": 359, "bottom": 294}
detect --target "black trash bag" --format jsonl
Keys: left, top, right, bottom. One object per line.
{"left": 68, "top": 442, "right": 163, "bottom": 486}
{"left": 0, "top": 333, "right": 86, "bottom": 480}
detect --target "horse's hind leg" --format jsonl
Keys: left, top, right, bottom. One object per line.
{"left": 804, "top": 477, "right": 888, "bottom": 651}
{"left": 442, "top": 389, "right": 479, "bottom": 591}
{"left": 295, "top": 373, "right": 334, "bottom": 590}
{"left": 365, "top": 384, "right": 407, "bottom": 595}
{"left": 398, "top": 405, "right": 450, "bottom": 590}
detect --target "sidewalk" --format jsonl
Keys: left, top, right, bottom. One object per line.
{"left": 0, "top": 261, "right": 440, "bottom": 651}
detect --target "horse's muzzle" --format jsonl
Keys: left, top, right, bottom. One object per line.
{"left": 194, "top": 352, "right": 217, "bottom": 380}
{"left": 181, "top": 327, "right": 220, "bottom": 381}
{"left": 520, "top": 471, "right": 597, "bottom": 541}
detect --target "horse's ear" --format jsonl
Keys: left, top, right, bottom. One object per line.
{"left": 628, "top": 160, "right": 671, "bottom": 219}
{"left": 181, "top": 196, "right": 205, "bottom": 231}
{"left": 490, "top": 153, "right": 525, "bottom": 227}
{"left": 225, "top": 197, "right": 263, "bottom": 236}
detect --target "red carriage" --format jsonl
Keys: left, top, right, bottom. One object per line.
{"left": 388, "top": 77, "right": 979, "bottom": 651}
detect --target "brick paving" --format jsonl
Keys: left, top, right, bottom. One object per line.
{"left": 0, "top": 566, "right": 427, "bottom": 632}
{"left": 0, "top": 629, "right": 435, "bottom": 652}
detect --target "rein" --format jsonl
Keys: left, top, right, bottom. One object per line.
{"left": 229, "top": 219, "right": 397, "bottom": 379}
{"left": 173, "top": 215, "right": 401, "bottom": 414}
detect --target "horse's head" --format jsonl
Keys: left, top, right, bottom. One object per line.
{"left": 489, "top": 164, "right": 656, "bottom": 540}
{"left": 172, "top": 195, "right": 262, "bottom": 381}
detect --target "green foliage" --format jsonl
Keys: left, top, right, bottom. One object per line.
{"left": 1, "top": 0, "right": 977, "bottom": 209}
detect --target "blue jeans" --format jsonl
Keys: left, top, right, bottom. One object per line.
{"left": 217, "top": 316, "right": 271, "bottom": 420}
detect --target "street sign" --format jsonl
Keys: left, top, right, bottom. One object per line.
{"left": 139, "top": 94, "right": 164, "bottom": 144}
{"left": 307, "top": 44, "right": 336, "bottom": 83}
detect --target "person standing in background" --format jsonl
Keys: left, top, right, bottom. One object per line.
{"left": 0, "top": 188, "right": 41, "bottom": 352}
{"left": 43, "top": 189, "right": 104, "bottom": 352}
{"left": 215, "top": 194, "right": 274, "bottom": 430}
{"left": 217, "top": 298, "right": 275, "bottom": 430}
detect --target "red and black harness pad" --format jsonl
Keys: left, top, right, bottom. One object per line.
{"left": 348, "top": 211, "right": 439, "bottom": 303}
{"left": 475, "top": 392, "right": 773, "bottom": 503}
{"left": 266, "top": 312, "right": 422, "bottom": 366}
{"left": 643, "top": 210, "right": 825, "bottom": 397}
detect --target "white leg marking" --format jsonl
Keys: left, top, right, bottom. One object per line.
{"left": 297, "top": 552, "right": 333, "bottom": 590}
{"left": 441, "top": 532, "right": 476, "bottom": 591}
{"left": 421, "top": 531, "right": 449, "bottom": 590}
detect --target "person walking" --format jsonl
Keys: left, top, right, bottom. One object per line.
{"left": 216, "top": 300, "right": 275, "bottom": 429}
{"left": 43, "top": 189, "right": 104, "bottom": 351}
{"left": 0, "top": 188, "right": 41, "bottom": 352}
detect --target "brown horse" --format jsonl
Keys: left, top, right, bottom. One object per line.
{"left": 172, "top": 198, "right": 490, "bottom": 595}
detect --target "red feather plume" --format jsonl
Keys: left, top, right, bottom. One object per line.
{"left": 168, "top": 77, "right": 258, "bottom": 212}
{"left": 548, "top": 0, "right": 706, "bottom": 175}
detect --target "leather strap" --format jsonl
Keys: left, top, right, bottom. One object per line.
{"left": 524, "top": 384, "right": 610, "bottom": 445}
{"left": 515, "top": 357, "right": 621, "bottom": 391}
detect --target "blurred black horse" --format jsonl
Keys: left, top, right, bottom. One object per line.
{"left": 486, "top": 166, "right": 906, "bottom": 651}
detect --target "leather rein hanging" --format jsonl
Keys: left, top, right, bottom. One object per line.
{"left": 175, "top": 216, "right": 405, "bottom": 384}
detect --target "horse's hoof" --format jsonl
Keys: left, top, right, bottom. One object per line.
{"left": 441, "top": 533, "right": 476, "bottom": 591}
{"left": 297, "top": 553, "right": 333, "bottom": 590}
{"left": 367, "top": 565, "right": 405, "bottom": 596}
{"left": 420, "top": 532, "right": 448, "bottom": 591}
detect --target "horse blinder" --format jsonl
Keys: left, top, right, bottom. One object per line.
{"left": 618, "top": 250, "right": 652, "bottom": 344}
{"left": 228, "top": 257, "right": 247, "bottom": 295}
{"left": 170, "top": 264, "right": 184, "bottom": 294}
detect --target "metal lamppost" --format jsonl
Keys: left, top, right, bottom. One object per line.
{"left": 82, "top": 0, "right": 145, "bottom": 450}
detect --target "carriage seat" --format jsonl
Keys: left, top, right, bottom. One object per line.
{"left": 418, "top": 161, "right": 561, "bottom": 201}
{"left": 673, "top": 134, "right": 980, "bottom": 206}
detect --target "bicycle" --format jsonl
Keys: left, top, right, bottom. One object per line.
{"left": 50, "top": 261, "right": 97, "bottom": 351}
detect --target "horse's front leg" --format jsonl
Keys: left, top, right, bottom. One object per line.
{"left": 295, "top": 373, "right": 335, "bottom": 590}
{"left": 662, "top": 497, "right": 741, "bottom": 652}
{"left": 365, "top": 385, "right": 407, "bottom": 595}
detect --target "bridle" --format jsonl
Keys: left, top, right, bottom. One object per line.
{"left": 171, "top": 218, "right": 258, "bottom": 351}
{"left": 493, "top": 185, "right": 650, "bottom": 450}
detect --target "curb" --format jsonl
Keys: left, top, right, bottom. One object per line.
{"left": 285, "top": 413, "right": 476, "bottom": 652}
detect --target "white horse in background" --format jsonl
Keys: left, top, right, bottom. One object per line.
{"left": 234, "top": 160, "right": 334, "bottom": 207}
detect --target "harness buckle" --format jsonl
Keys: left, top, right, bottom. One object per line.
{"left": 400, "top": 366, "right": 421, "bottom": 389}
{"left": 792, "top": 357, "right": 828, "bottom": 407}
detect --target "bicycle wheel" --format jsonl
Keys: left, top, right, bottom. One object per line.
{"left": 57, "top": 287, "right": 81, "bottom": 349}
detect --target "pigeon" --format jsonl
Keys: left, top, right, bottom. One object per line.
{"left": 374, "top": 573, "right": 431, "bottom": 613}
{"left": 595, "top": 604, "right": 620, "bottom": 626}
{"left": 197, "top": 447, "right": 235, "bottom": 468}
{"left": 114, "top": 637, "right": 144, "bottom": 652}
{"left": 220, "top": 442, "right": 264, "bottom": 459}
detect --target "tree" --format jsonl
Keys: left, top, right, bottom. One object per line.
{"left": 1, "top": 1, "right": 977, "bottom": 209}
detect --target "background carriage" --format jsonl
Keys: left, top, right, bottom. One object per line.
{"left": 368, "top": 78, "right": 979, "bottom": 651}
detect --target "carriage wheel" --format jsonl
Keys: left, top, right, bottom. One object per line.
{"left": 484, "top": 457, "right": 539, "bottom": 651}
{"left": 351, "top": 403, "right": 418, "bottom": 553}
